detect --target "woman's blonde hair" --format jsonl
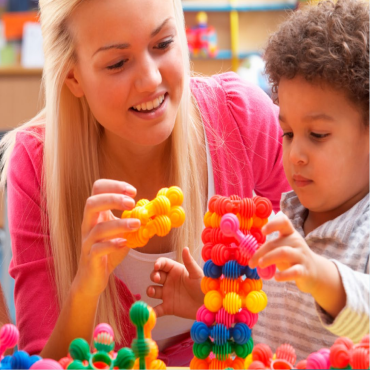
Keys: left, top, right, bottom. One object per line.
{"left": 0, "top": 0, "right": 206, "bottom": 343}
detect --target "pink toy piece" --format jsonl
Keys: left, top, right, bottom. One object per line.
{"left": 334, "top": 336, "right": 353, "bottom": 351}
{"left": 270, "top": 359, "right": 292, "bottom": 369}
{"left": 30, "top": 359, "right": 63, "bottom": 369}
{"left": 93, "top": 323, "right": 114, "bottom": 339}
{"left": 295, "top": 360, "right": 307, "bottom": 369}
{"left": 0, "top": 324, "right": 19, "bottom": 356}
{"left": 215, "top": 308, "right": 235, "bottom": 328}
{"left": 252, "top": 343, "right": 273, "bottom": 367}
{"left": 257, "top": 265, "right": 276, "bottom": 280}
{"left": 350, "top": 346, "right": 370, "bottom": 369}
{"left": 220, "top": 214, "right": 258, "bottom": 260}
{"left": 196, "top": 305, "right": 215, "bottom": 327}
{"left": 330, "top": 343, "right": 350, "bottom": 369}
{"left": 306, "top": 352, "right": 329, "bottom": 369}
{"left": 235, "top": 308, "right": 258, "bottom": 328}
{"left": 318, "top": 348, "right": 330, "bottom": 369}
{"left": 220, "top": 213, "right": 241, "bottom": 237}
{"left": 275, "top": 343, "right": 296, "bottom": 366}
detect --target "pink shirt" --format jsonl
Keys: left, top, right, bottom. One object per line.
{"left": 7, "top": 72, "right": 290, "bottom": 365}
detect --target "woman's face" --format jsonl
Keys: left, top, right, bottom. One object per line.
{"left": 66, "top": 0, "right": 184, "bottom": 148}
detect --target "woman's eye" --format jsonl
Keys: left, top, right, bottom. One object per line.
{"left": 107, "top": 60, "right": 127, "bottom": 70}
{"left": 311, "top": 132, "right": 330, "bottom": 139}
{"left": 155, "top": 39, "right": 174, "bottom": 50}
{"left": 282, "top": 132, "right": 293, "bottom": 139}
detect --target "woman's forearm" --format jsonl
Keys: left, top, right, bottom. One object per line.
{"left": 39, "top": 284, "right": 100, "bottom": 360}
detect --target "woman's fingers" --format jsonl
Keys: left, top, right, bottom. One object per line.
{"left": 147, "top": 285, "right": 163, "bottom": 300}
{"left": 91, "top": 179, "right": 136, "bottom": 197}
{"left": 82, "top": 218, "right": 140, "bottom": 254}
{"left": 82, "top": 194, "right": 136, "bottom": 234}
{"left": 150, "top": 270, "right": 167, "bottom": 285}
{"left": 88, "top": 238, "right": 127, "bottom": 259}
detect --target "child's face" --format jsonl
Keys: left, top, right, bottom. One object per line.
{"left": 278, "top": 76, "right": 369, "bottom": 214}
{"left": 66, "top": 0, "right": 184, "bottom": 148}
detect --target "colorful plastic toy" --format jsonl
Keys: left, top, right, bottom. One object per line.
{"left": 186, "top": 12, "right": 218, "bottom": 58}
{"left": 0, "top": 324, "right": 18, "bottom": 359}
{"left": 220, "top": 213, "right": 276, "bottom": 280}
{"left": 242, "top": 334, "right": 369, "bottom": 369}
{"left": 122, "top": 186, "right": 185, "bottom": 248}
{"left": 190, "top": 195, "right": 273, "bottom": 369}
{"left": 60, "top": 302, "right": 165, "bottom": 370}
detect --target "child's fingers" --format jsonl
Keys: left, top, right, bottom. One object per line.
{"left": 152, "top": 304, "right": 165, "bottom": 318}
{"left": 183, "top": 247, "right": 203, "bottom": 279}
{"left": 258, "top": 246, "right": 302, "bottom": 269}
{"left": 154, "top": 257, "right": 177, "bottom": 273}
{"left": 249, "top": 238, "right": 282, "bottom": 268}
{"left": 275, "top": 264, "right": 305, "bottom": 282}
{"left": 146, "top": 285, "right": 163, "bottom": 300}
{"left": 150, "top": 270, "right": 167, "bottom": 285}
{"left": 262, "top": 213, "right": 295, "bottom": 237}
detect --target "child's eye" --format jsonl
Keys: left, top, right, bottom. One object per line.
{"left": 282, "top": 132, "right": 293, "bottom": 139}
{"left": 107, "top": 59, "right": 128, "bottom": 70}
{"left": 155, "top": 39, "right": 174, "bottom": 50}
{"left": 310, "top": 132, "right": 330, "bottom": 139}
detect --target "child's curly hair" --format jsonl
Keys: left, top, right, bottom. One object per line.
{"left": 264, "top": 0, "right": 369, "bottom": 124}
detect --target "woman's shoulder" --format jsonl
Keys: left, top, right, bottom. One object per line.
{"left": 190, "top": 71, "right": 274, "bottom": 106}
{"left": 9, "top": 124, "right": 45, "bottom": 184}
{"left": 12, "top": 125, "right": 45, "bottom": 160}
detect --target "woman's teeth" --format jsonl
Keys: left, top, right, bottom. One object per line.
{"left": 132, "top": 94, "right": 165, "bottom": 112}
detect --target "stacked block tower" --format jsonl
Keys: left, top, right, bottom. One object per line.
{"left": 190, "top": 195, "right": 275, "bottom": 370}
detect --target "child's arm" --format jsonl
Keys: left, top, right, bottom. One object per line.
{"left": 147, "top": 247, "right": 204, "bottom": 319}
{"left": 249, "top": 214, "right": 346, "bottom": 318}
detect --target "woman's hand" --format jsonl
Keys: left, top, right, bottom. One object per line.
{"left": 249, "top": 213, "right": 321, "bottom": 294}
{"left": 72, "top": 179, "right": 140, "bottom": 298}
{"left": 147, "top": 247, "right": 204, "bottom": 320}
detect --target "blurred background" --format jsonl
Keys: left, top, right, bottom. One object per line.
{"left": 0, "top": 0, "right": 310, "bottom": 323}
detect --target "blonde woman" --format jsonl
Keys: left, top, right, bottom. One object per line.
{"left": 2, "top": 0, "right": 290, "bottom": 365}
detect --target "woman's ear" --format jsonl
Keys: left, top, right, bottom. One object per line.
{"left": 65, "top": 67, "right": 85, "bottom": 98}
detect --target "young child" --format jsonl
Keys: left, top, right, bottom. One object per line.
{"left": 148, "top": 0, "right": 369, "bottom": 361}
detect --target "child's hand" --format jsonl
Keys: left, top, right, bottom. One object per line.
{"left": 249, "top": 213, "right": 321, "bottom": 295}
{"left": 147, "top": 247, "right": 204, "bottom": 319}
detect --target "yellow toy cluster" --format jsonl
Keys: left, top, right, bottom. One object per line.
{"left": 121, "top": 186, "right": 185, "bottom": 248}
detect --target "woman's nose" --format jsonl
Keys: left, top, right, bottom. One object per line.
{"left": 134, "top": 54, "right": 162, "bottom": 93}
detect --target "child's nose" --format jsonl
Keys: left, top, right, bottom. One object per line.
{"left": 289, "top": 140, "right": 308, "bottom": 165}
{"left": 134, "top": 54, "right": 162, "bottom": 93}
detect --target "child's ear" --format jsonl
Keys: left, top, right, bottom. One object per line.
{"left": 65, "top": 67, "right": 84, "bottom": 98}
